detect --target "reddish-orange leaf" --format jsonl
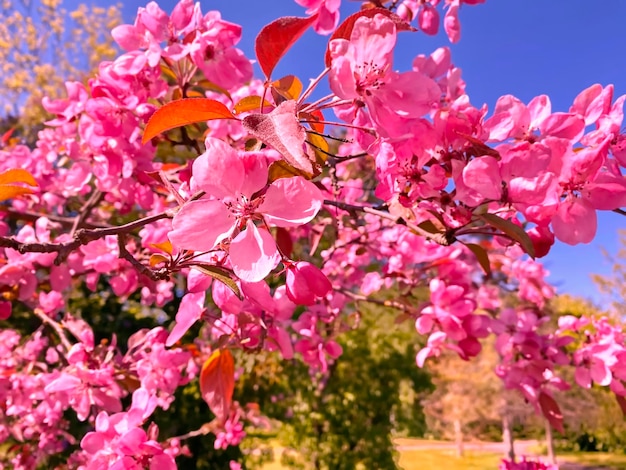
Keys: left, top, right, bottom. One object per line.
{"left": 0, "top": 168, "right": 38, "bottom": 187}
{"left": 0, "top": 186, "right": 35, "bottom": 203}
{"left": 324, "top": 8, "right": 415, "bottom": 67}
{"left": 142, "top": 98, "right": 237, "bottom": 144}
{"left": 301, "top": 109, "right": 325, "bottom": 134}
{"left": 1, "top": 128, "right": 15, "bottom": 146}
{"left": 0, "top": 169, "right": 38, "bottom": 203}
{"left": 255, "top": 15, "right": 318, "bottom": 79}
{"left": 150, "top": 240, "right": 173, "bottom": 255}
{"left": 199, "top": 349, "right": 235, "bottom": 422}
{"left": 149, "top": 253, "right": 170, "bottom": 267}
{"left": 538, "top": 392, "right": 564, "bottom": 434}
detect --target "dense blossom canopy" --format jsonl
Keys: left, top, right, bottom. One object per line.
{"left": 0, "top": 0, "right": 625, "bottom": 468}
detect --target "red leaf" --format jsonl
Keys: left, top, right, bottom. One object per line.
{"left": 199, "top": 349, "right": 235, "bottom": 422}
{"left": 539, "top": 392, "right": 564, "bottom": 434}
{"left": 255, "top": 15, "right": 317, "bottom": 79}
{"left": 324, "top": 8, "right": 416, "bottom": 67}
{"left": 242, "top": 100, "right": 316, "bottom": 175}
{"left": 275, "top": 227, "right": 293, "bottom": 257}
{"left": 142, "top": 98, "right": 237, "bottom": 144}
{"left": 1, "top": 127, "right": 15, "bottom": 146}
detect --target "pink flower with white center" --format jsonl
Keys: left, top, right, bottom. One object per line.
{"left": 328, "top": 14, "right": 440, "bottom": 138}
{"left": 169, "top": 137, "right": 324, "bottom": 282}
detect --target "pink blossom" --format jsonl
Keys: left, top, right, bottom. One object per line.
{"left": 169, "top": 137, "right": 324, "bottom": 282}
{"left": 295, "top": 0, "right": 341, "bottom": 35}
{"left": 328, "top": 14, "right": 440, "bottom": 138}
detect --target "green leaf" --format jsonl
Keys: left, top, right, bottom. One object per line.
{"left": 478, "top": 213, "right": 536, "bottom": 258}
{"left": 192, "top": 264, "right": 241, "bottom": 299}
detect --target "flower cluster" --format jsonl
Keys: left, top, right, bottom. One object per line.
{"left": 1, "top": 0, "right": 625, "bottom": 468}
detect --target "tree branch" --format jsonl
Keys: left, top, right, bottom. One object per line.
{"left": 323, "top": 199, "right": 452, "bottom": 246}
{"left": 0, "top": 211, "right": 173, "bottom": 264}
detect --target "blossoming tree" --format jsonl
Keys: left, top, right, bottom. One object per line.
{"left": 1, "top": 0, "right": 625, "bottom": 468}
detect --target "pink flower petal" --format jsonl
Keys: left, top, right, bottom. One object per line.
{"left": 80, "top": 431, "right": 105, "bottom": 454}
{"left": 169, "top": 199, "right": 234, "bottom": 251}
{"left": 166, "top": 292, "right": 205, "bottom": 346}
{"left": 462, "top": 156, "right": 502, "bottom": 200}
{"left": 191, "top": 137, "right": 244, "bottom": 197}
{"left": 229, "top": 222, "right": 280, "bottom": 282}
{"left": 260, "top": 177, "right": 323, "bottom": 227}
{"left": 552, "top": 197, "right": 597, "bottom": 245}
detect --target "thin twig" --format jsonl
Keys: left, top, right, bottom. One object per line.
{"left": 167, "top": 422, "right": 216, "bottom": 441}
{"left": 3, "top": 208, "right": 109, "bottom": 229}
{"left": 340, "top": 289, "right": 418, "bottom": 315}
{"left": 33, "top": 308, "right": 73, "bottom": 351}
{"left": 70, "top": 189, "right": 104, "bottom": 236}
{"left": 323, "top": 200, "right": 452, "bottom": 246}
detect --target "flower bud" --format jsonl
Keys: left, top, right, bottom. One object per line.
{"left": 286, "top": 262, "right": 332, "bottom": 305}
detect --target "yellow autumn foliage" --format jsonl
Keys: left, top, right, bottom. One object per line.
{"left": 0, "top": 0, "right": 122, "bottom": 137}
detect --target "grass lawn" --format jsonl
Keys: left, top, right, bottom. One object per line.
{"left": 559, "top": 451, "right": 626, "bottom": 469}
{"left": 258, "top": 442, "right": 626, "bottom": 469}
{"left": 398, "top": 449, "right": 502, "bottom": 470}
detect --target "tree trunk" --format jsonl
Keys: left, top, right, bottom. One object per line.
{"left": 454, "top": 419, "right": 464, "bottom": 457}
{"left": 502, "top": 414, "right": 515, "bottom": 461}
{"left": 545, "top": 419, "right": 556, "bottom": 464}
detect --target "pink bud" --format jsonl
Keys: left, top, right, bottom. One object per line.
{"left": 528, "top": 225, "right": 555, "bottom": 258}
{"left": 418, "top": 4, "right": 440, "bottom": 36}
{"left": 286, "top": 262, "right": 332, "bottom": 305}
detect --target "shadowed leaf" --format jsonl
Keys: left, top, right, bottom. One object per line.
{"left": 192, "top": 263, "right": 241, "bottom": 299}
{"left": 539, "top": 392, "right": 564, "bottom": 434}
{"left": 464, "top": 242, "right": 492, "bottom": 275}
{"left": 478, "top": 213, "right": 536, "bottom": 258}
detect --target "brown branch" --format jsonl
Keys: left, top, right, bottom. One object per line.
{"left": 0, "top": 211, "right": 173, "bottom": 264}
{"left": 614, "top": 208, "right": 626, "bottom": 217}
{"left": 117, "top": 234, "right": 170, "bottom": 281}
{"left": 3, "top": 207, "right": 109, "bottom": 229}
{"left": 323, "top": 199, "right": 452, "bottom": 246}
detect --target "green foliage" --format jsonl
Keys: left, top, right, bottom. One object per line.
{"left": 237, "top": 296, "right": 432, "bottom": 470}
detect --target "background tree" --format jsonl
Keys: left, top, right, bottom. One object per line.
{"left": 0, "top": 0, "right": 121, "bottom": 139}
{"left": 592, "top": 229, "right": 626, "bottom": 316}
{"left": 237, "top": 292, "right": 433, "bottom": 470}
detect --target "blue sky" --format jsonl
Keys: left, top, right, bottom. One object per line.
{"left": 113, "top": 0, "right": 626, "bottom": 303}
